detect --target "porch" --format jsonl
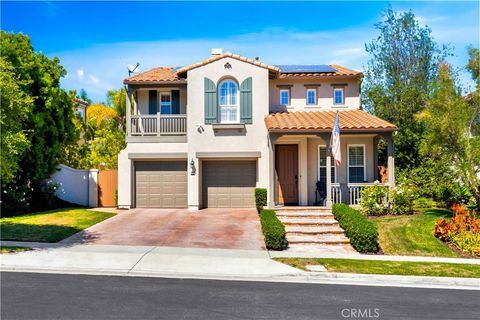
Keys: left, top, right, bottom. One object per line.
{"left": 265, "top": 110, "right": 397, "bottom": 208}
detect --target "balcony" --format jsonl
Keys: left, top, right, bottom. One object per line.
{"left": 127, "top": 114, "right": 187, "bottom": 142}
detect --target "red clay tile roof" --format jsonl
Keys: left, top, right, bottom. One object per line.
{"left": 124, "top": 67, "right": 186, "bottom": 84}
{"left": 278, "top": 64, "right": 362, "bottom": 78}
{"left": 265, "top": 110, "right": 396, "bottom": 132}
{"left": 176, "top": 52, "right": 280, "bottom": 74}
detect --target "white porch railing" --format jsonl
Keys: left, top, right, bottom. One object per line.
{"left": 332, "top": 183, "right": 389, "bottom": 205}
{"left": 129, "top": 114, "right": 187, "bottom": 136}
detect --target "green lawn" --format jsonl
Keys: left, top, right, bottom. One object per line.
{"left": 274, "top": 258, "right": 480, "bottom": 278}
{"left": 371, "top": 208, "right": 457, "bottom": 257}
{"left": 0, "top": 208, "right": 115, "bottom": 242}
{"left": 0, "top": 246, "right": 32, "bottom": 254}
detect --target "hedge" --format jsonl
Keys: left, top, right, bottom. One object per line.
{"left": 260, "top": 209, "right": 288, "bottom": 250}
{"left": 332, "top": 204, "right": 379, "bottom": 253}
{"left": 255, "top": 188, "right": 267, "bottom": 213}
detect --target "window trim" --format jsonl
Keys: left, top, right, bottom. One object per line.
{"left": 318, "top": 145, "right": 337, "bottom": 183}
{"left": 306, "top": 88, "right": 317, "bottom": 106}
{"left": 333, "top": 87, "right": 345, "bottom": 105}
{"left": 347, "top": 144, "right": 366, "bottom": 183}
{"left": 218, "top": 79, "right": 240, "bottom": 123}
{"left": 159, "top": 91, "right": 172, "bottom": 114}
{"left": 279, "top": 89, "right": 290, "bottom": 106}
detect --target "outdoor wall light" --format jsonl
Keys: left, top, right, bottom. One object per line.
{"left": 190, "top": 159, "right": 196, "bottom": 176}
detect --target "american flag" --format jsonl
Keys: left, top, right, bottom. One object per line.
{"left": 331, "top": 112, "right": 341, "bottom": 166}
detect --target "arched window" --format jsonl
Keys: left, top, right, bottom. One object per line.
{"left": 218, "top": 79, "right": 239, "bottom": 123}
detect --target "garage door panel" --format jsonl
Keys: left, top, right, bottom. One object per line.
{"left": 135, "top": 161, "right": 187, "bottom": 208}
{"left": 203, "top": 160, "right": 256, "bottom": 208}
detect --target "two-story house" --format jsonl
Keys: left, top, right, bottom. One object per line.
{"left": 118, "top": 50, "right": 396, "bottom": 210}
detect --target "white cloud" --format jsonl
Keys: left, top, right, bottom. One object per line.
{"left": 88, "top": 74, "right": 100, "bottom": 84}
{"left": 76, "top": 69, "right": 84, "bottom": 80}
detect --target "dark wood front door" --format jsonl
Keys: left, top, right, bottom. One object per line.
{"left": 275, "top": 144, "right": 299, "bottom": 205}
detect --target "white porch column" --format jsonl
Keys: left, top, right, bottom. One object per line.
{"left": 384, "top": 133, "right": 395, "bottom": 188}
{"left": 320, "top": 133, "right": 333, "bottom": 208}
{"left": 268, "top": 133, "right": 280, "bottom": 208}
{"left": 126, "top": 87, "right": 133, "bottom": 137}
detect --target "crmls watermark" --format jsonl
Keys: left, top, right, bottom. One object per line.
{"left": 341, "top": 308, "right": 380, "bottom": 318}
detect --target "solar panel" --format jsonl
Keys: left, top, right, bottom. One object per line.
{"left": 277, "top": 65, "right": 337, "bottom": 73}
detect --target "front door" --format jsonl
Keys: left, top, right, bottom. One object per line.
{"left": 276, "top": 145, "right": 299, "bottom": 205}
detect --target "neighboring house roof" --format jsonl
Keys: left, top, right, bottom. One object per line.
{"left": 124, "top": 67, "right": 187, "bottom": 85}
{"left": 264, "top": 110, "right": 397, "bottom": 132}
{"left": 176, "top": 52, "right": 280, "bottom": 75}
{"left": 278, "top": 64, "right": 362, "bottom": 78}
{"left": 74, "top": 97, "right": 89, "bottom": 107}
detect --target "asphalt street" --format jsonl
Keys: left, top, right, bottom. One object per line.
{"left": 1, "top": 272, "right": 478, "bottom": 320}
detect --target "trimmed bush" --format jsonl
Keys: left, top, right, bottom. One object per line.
{"left": 255, "top": 188, "right": 267, "bottom": 213}
{"left": 260, "top": 209, "right": 288, "bottom": 250}
{"left": 332, "top": 204, "right": 379, "bottom": 253}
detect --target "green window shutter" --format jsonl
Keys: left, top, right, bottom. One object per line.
{"left": 204, "top": 77, "right": 217, "bottom": 124}
{"left": 172, "top": 90, "right": 180, "bottom": 114}
{"left": 240, "top": 77, "right": 252, "bottom": 124}
{"left": 148, "top": 90, "right": 158, "bottom": 114}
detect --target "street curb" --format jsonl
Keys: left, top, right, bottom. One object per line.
{"left": 2, "top": 266, "right": 478, "bottom": 291}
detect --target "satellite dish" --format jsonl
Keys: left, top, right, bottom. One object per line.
{"left": 127, "top": 62, "right": 140, "bottom": 76}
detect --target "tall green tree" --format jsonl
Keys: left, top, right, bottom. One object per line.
{"left": 363, "top": 9, "right": 446, "bottom": 169}
{"left": 419, "top": 61, "right": 480, "bottom": 210}
{"left": 0, "top": 57, "right": 33, "bottom": 184}
{"left": 106, "top": 88, "right": 126, "bottom": 128}
{"left": 0, "top": 31, "right": 76, "bottom": 213}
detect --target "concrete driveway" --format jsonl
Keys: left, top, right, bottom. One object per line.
{"left": 63, "top": 208, "right": 265, "bottom": 250}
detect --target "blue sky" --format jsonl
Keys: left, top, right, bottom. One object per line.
{"left": 2, "top": 1, "right": 479, "bottom": 102}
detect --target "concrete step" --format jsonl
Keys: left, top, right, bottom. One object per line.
{"left": 275, "top": 206, "right": 331, "bottom": 212}
{"left": 285, "top": 225, "right": 344, "bottom": 235}
{"left": 275, "top": 211, "right": 334, "bottom": 218}
{"left": 287, "top": 234, "right": 350, "bottom": 245}
{"left": 278, "top": 218, "right": 339, "bottom": 226}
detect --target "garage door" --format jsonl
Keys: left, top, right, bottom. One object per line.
{"left": 135, "top": 162, "right": 187, "bottom": 208}
{"left": 202, "top": 160, "right": 256, "bottom": 208}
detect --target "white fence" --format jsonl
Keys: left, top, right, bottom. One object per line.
{"left": 50, "top": 164, "right": 98, "bottom": 207}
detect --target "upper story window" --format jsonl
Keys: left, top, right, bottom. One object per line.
{"left": 280, "top": 89, "right": 290, "bottom": 106}
{"left": 334, "top": 87, "right": 345, "bottom": 105}
{"left": 218, "top": 79, "right": 239, "bottom": 123}
{"left": 307, "top": 89, "right": 317, "bottom": 105}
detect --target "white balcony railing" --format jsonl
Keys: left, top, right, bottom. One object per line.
{"left": 332, "top": 182, "right": 389, "bottom": 205}
{"left": 129, "top": 114, "right": 187, "bottom": 136}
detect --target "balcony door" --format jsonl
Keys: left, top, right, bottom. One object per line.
{"left": 160, "top": 92, "right": 172, "bottom": 114}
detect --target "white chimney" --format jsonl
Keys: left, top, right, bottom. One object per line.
{"left": 211, "top": 48, "right": 223, "bottom": 56}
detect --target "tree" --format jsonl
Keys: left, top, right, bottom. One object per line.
{"left": 86, "top": 104, "right": 119, "bottom": 129}
{"left": 89, "top": 121, "right": 126, "bottom": 169}
{"left": 418, "top": 62, "right": 480, "bottom": 210}
{"left": 106, "top": 88, "right": 127, "bottom": 128}
{"left": 363, "top": 9, "right": 447, "bottom": 169}
{"left": 0, "top": 31, "right": 76, "bottom": 213}
{"left": 79, "top": 89, "right": 92, "bottom": 104}
{"left": 0, "top": 57, "right": 33, "bottom": 184}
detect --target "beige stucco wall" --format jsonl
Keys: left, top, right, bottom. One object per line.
{"left": 269, "top": 77, "right": 360, "bottom": 112}
{"left": 135, "top": 87, "right": 187, "bottom": 115}
{"left": 186, "top": 57, "right": 271, "bottom": 210}
{"left": 117, "top": 142, "right": 188, "bottom": 209}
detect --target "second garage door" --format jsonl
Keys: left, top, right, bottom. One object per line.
{"left": 202, "top": 160, "right": 256, "bottom": 208}
{"left": 135, "top": 161, "right": 187, "bottom": 208}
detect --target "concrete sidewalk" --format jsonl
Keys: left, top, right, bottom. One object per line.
{"left": 1, "top": 244, "right": 479, "bottom": 290}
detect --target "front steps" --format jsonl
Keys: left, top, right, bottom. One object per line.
{"left": 275, "top": 207, "right": 354, "bottom": 250}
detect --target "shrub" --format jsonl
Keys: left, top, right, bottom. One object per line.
{"left": 332, "top": 204, "right": 379, "bottom": 253}
{"left": 434, "top": 204, "right": 480, "bottom": 256}
{"left": 413, "top": 197, "right": 437, "bottom": 209}
{"left": 389, "top": 184, "right": 417, "bottom": 215}
{"left": 255, "top": 188, "right": 267, "bottom": 214}
{"left": 260, "top": 209, "right": 288, "bottom": 250}
{"left": 359, "top": 184, "right": 389, "bottom": 215}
